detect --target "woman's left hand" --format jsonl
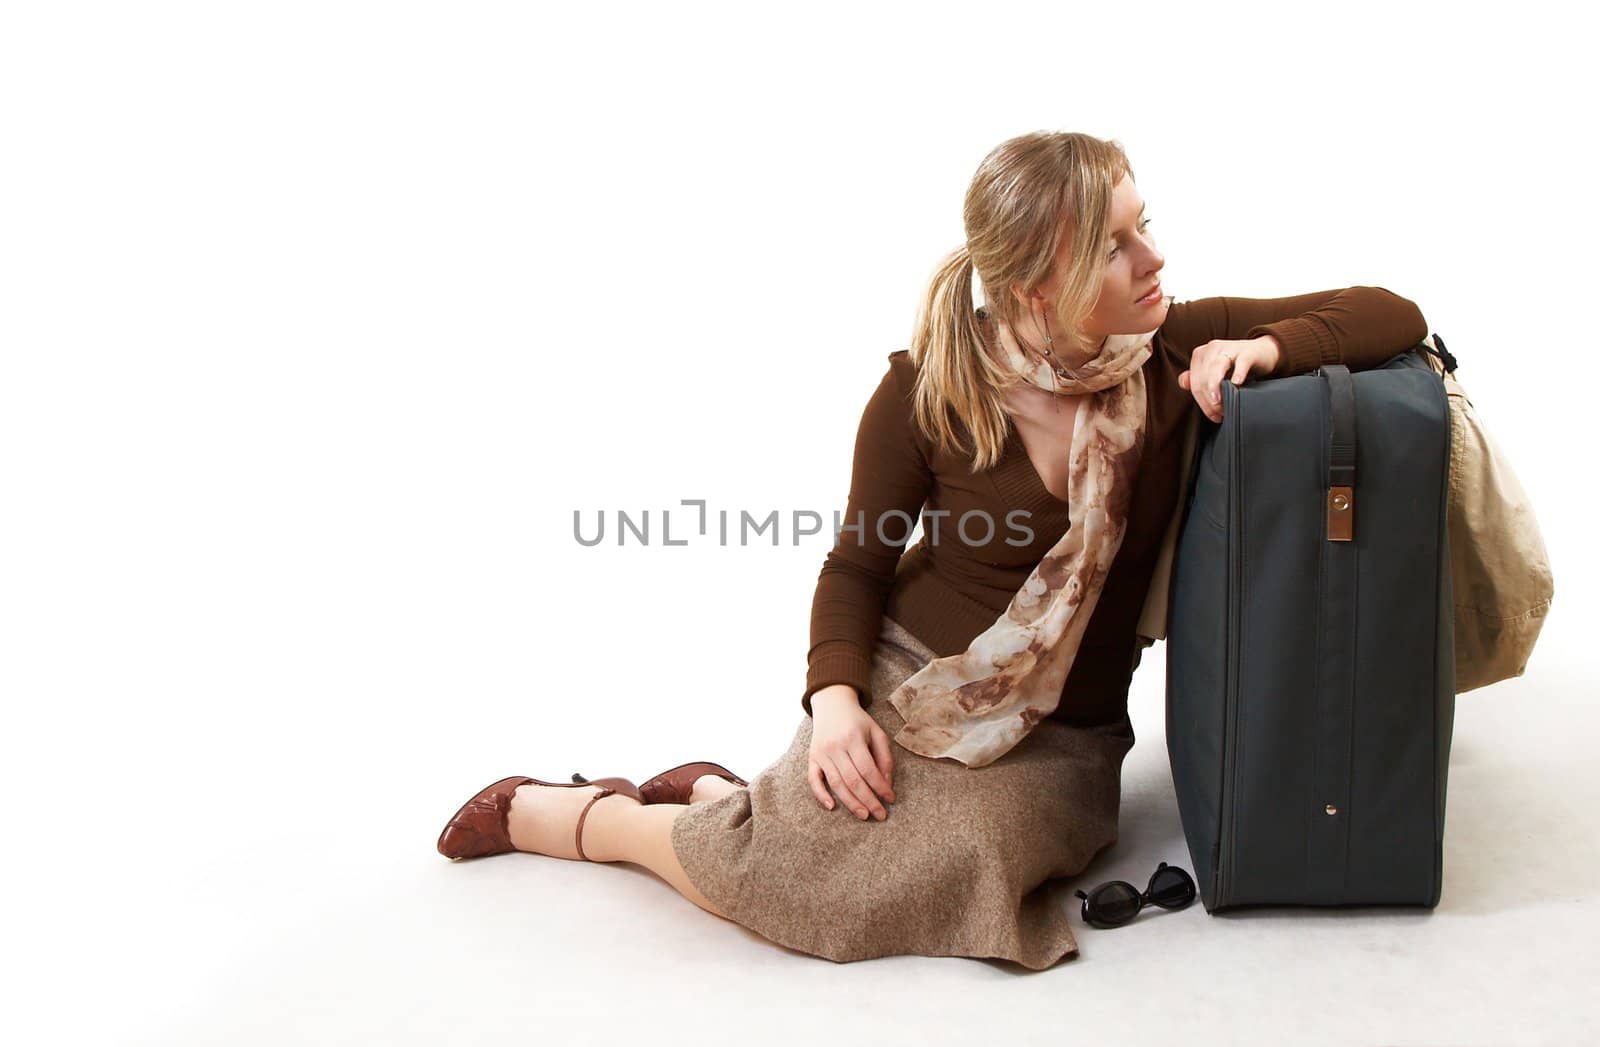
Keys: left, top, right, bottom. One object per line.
{"left": 1177, "top": 335, "right": 1283, "bottom": 423}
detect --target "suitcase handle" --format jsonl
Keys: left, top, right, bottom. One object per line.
{"left": 1323, "top": 363, "right": 1356, "bottom": 542}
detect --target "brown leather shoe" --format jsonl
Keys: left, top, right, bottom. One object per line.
{"left": 436, "top": 774, "right": 644, "bottom": 861}
{"left": 574, "top": 762, "right": 749, "bottom": 806}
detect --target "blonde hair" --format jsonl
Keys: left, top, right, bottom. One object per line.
{"left": 908, "top": 131, "right": 1134, "bottom": 471}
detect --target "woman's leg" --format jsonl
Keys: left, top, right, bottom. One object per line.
{"left": 689, "top": 775, "right": 743, "bottom": 804}
{"left": 507, "top": 781, "right": 735, "bottom": 920}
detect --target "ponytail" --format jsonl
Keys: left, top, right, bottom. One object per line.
{"left": 907, "top": 245, "right": 1016, "bottom": 472}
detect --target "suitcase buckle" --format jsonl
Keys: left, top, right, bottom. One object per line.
{"left": 1326, "top": 485, "right": 1353, "bottom": 542}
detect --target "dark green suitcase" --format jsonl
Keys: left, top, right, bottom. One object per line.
{"left": 1165, "top": 344, "right": 1456, "bottom": 912}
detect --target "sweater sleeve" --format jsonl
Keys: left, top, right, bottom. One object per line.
{"left": 802, "top": 353, "right": 933, "bottom": 717}
{"left": 1158, "top": 286, "right": 1429, "bottom": 377}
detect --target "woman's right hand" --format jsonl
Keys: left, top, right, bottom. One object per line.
{"left": 807, "top": 686, "right": 896, "bottom": 820}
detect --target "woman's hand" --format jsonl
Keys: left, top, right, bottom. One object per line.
{"left": 1177, "top": 335, "right": 1283, "bottom": 423}
{"left": 808, "top": 686, "right": 896, "bottom": 821}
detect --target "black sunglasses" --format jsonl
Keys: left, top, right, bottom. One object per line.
{"left": 1074, "top": 861, "right": 1197, "bottom": 928}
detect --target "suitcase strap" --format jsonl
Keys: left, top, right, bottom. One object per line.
{"left": 1310, "top": 362, "right": 1357, "bottom": 900}
{"left": 1326, "top": 363, "right": 1355, "bottom": 542}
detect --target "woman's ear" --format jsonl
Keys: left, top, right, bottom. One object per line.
{"left": 1008, "top": 282, "right": 1052, "bottom": 316}
{"left": 1009, "top": 281, "right": 1039, "bottom": 311}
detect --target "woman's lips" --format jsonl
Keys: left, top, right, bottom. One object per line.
{"left": 1136, "top": 283, "right": 1163, "bottom": 304}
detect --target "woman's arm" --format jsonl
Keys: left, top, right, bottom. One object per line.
{"left": 1159, "top": 286, "right": 1429, "bottom": 377}
{"left": 802, "top": 353, "right": 933, "bottom": 717}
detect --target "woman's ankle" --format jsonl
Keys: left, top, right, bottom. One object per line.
{"left": 507, "top": 784, "right": 640, "bottom": 860}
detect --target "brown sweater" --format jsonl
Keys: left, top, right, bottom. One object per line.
{"left": 803, "top": 287, "right": 1429, "bottom": 726}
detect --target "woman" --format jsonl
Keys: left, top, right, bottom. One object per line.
{"left": 434, "top": 131, "right": 1428, "bottom": 969}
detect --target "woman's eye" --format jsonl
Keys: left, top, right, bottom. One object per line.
{"left": 1107, "top": 217, "right": 1154, "bottom": 260}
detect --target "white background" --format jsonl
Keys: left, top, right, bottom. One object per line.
{"left": 4, "top": 1, "right": 1596, "bottom": 1044}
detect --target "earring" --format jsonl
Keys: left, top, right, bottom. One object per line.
{"left": 1042, "top": 311, "right": 1073, "bottom": 411}
{"left": 1044, "top": 314, "right": 1059, "bottom": 410}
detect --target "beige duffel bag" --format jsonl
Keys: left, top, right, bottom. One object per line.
{"left": 1416, "top": 333, "right": 1554, "bottom": 692}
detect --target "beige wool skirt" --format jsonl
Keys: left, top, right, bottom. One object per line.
{"left": 669, "top": 615, "right": 1137, "bottom": 970}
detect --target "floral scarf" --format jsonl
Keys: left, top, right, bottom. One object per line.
{"left": 885, "top": 311, "right": 1160, "bottom": 768}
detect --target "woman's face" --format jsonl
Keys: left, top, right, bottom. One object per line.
{"left": 1016, "top": 173, "right": 1167, "bottom": 361}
